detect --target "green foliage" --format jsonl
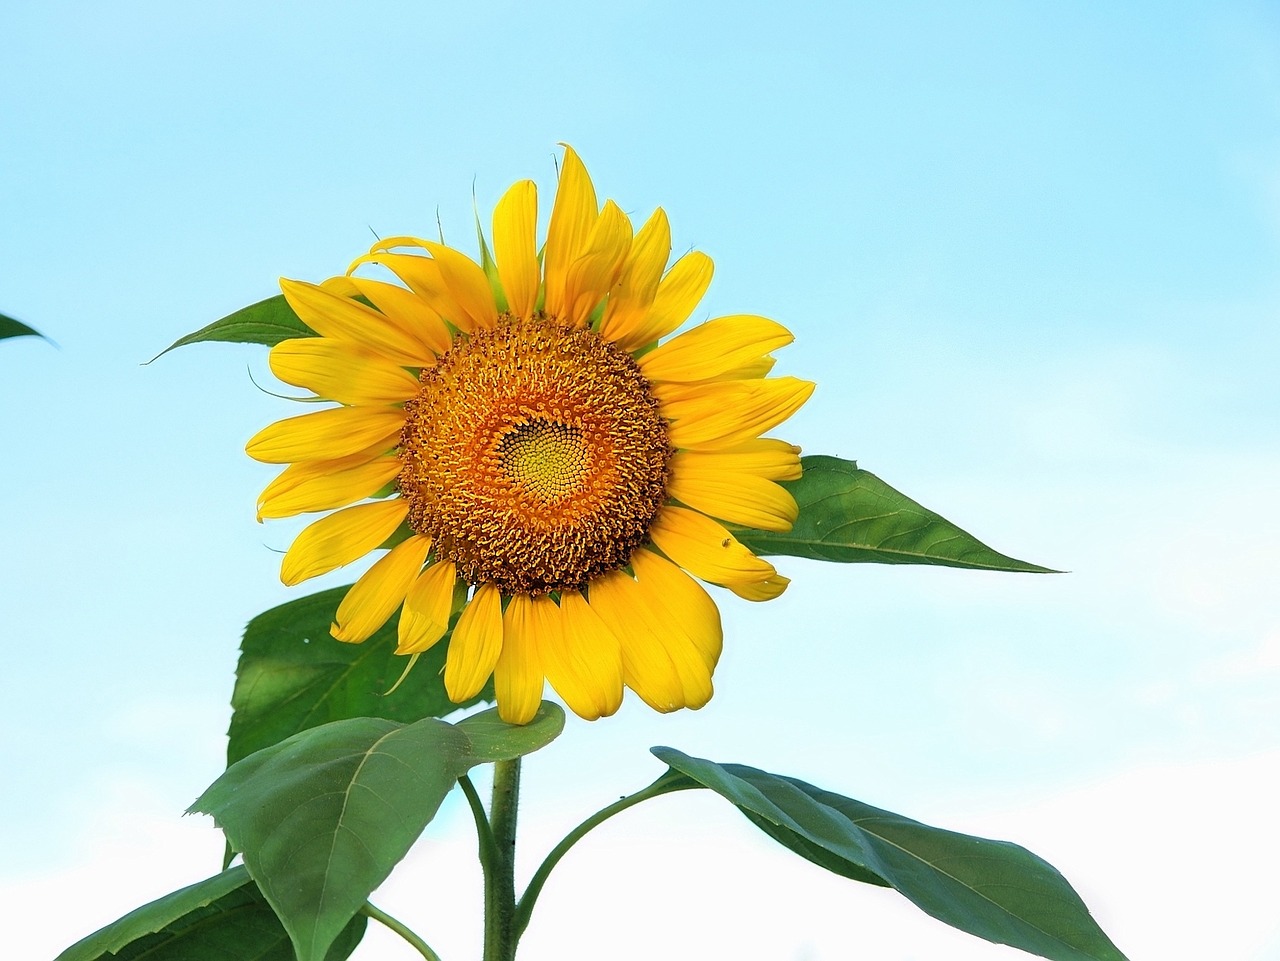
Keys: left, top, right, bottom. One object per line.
{"left": 150, "top": 294, "right": 315, "bottom": 360}
{"left": 228, "top": 585, "right": 492, "bottom": 767}
{"left": 192, "top": 705, "right": 564, "bottom": 961}
{"left": 736, "top": 455, "right": 1054, "bottom": 572}
{"left": 55, "top": 865, "right": 365, "bottom": 961}
{"left": 652, "top": 748, "right": 1127, "bottom": 961}
{"left": 0, "top": 311, "right": 46, "bottom": 341}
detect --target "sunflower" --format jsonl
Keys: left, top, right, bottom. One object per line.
{"left": 247, "top": 147, "right": 813, "bottom": 724}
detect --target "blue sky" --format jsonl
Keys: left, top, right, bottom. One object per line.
{"left": 2, "top": 2, "right": 1278, "bottom": 959}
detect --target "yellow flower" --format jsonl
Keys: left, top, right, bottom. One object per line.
{"left": 248, "top": 147, "right": 813, "bottom": 724}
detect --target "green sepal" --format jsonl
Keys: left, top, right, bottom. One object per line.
{"left": 474, "top": 198, "right": 509, "bottom": 313}
{"left": 192, "top": 704, "right": 563, "bottom": 961}
{"left": 150, "top": 294, "right": 316, "bottom": 361}
{"left": 227, "top": 585, "right": 493, "bottom": 769}
{"left": 735, "top": 455, "right": 1056, "bottom": 572}
{"left": 652, "top": 747, "right": 1127, "bottom": 961}
{"left": 54, "top": 865, "right": 365, "bottom": 961}
{"left": 0, "top": 311, "right": 47, "bottom": 342}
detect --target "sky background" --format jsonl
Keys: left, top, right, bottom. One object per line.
{"left": 2, "top": 1, "right": 1278, "bottom": 959}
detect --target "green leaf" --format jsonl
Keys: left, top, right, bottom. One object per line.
{"left": 55, "top": 865, "right": 365, "bottom": 961}
{"left": 150, "top": 294, "right": 315, "bottom": 361}
{"left": 456, "top": 701, "right": 566, "bottom": 763}
{"left": 228, "top": 585, "right": 491, "bottom": 767}
{"left": 1, "top": 311, "right": 46, "bottom": 341}
{"left": 653, "top": 748, "right": 1127, "bottom": 961}
{"left": 192, "top": 717, "right": 470, "bottom": 961}
{"left": 735, "top": 455, "right": 1054, "bottom": 572}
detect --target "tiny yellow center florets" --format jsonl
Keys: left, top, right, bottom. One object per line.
{"left": 398, "top": 314, "right": 671, "bottom": 595}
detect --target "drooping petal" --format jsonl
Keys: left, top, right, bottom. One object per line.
{"left": 600, "top": 208, "right": 671, "bottom": 346}
{"left": 493, "top": 179, "right": 539, "bottom": 321}
{"left": 279, "top": 499, "right": 409, "bottom": 586}
{"left": 670, "top": 441, "right": 803, "bottom": 481}
{"left": 257, "top": 452, "right": 401, "bottom": 521}
{"left": 543, "top": 145, "right": 599, "bottom": 320}
{"left": 397, "top": 559, "right": 457, "bottom": 655}
{"left": 729, "top": 573, "right": 791, "bottom": 602}
{"left": 346, "top": 277, "right": 454, "bottom": 358}
{"left": 494, "top": 593, "right": 545, "bottom": 724}
{"left": 543, "top": 591, "right": 624, "bottom": 720}
{"left": 279, "top": 278, "right": 435, "bottom": 366}
{"left": 647, "top": 505, "right": 778, "bottom": 589}
{"left": 586, "top": 570, "right": 685, "bottom": 712}
{"left": 638, "top": 315, "right": 793, "bottom": 384}
{"left": 349, "top": 251, "right": 473, "bottom": 333}
{"left": 630, "top": 547, "right": 723, "bottom": 678}
{"left": 330, "top": 534, "right": 431, "bottom": 643}
{"left": 666, "top": 465, "right": 799, "bottom": 532}
{"left": 444, "top": 583, "right": 504, "bottom": 702}
{"left": 419, "top": 240, "right": 500, "bottom": 331}
{"left": 268, "top": 338, "right": 420, "bottom": 405}
{"left": 563, "top": 200, "right": 632, "bottom": 327}
{"left": 246, "top": 406, "right": 405, "bottom": 464}
{"left": 662, "top": 377, "right": 815, "bottom": 450}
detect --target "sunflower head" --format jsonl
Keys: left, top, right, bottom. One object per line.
{"left": 247, "top": 146, "right": 813, "bottom": 724}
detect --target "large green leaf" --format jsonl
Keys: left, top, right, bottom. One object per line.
{"left": 192, "top": 717, "right": 470, "bottom": 961}
{"left": 653, "top": 748, "right": 1127, "bottom": 961}
{"left": 735, "top": 455, "right": 1054, "bottom": 572}
{"left": 55, "top": 865, "right": 365, "bottom": 961}
{"left": 228, "top": 585, "right": 491, "bottom": 767}
{"left": 150, "top": 294, "right": 315, "bottom": 360}
{"left": 1, "top": 311, "right": 46, "bottom": 341}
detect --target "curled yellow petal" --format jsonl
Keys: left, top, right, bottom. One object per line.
{"left": 494, "top": 594, "right": 545, "bottom": 725}
{"left": 647, "top": 505, "right": 777, "bottom": 589}
{"left": 257, "top": 452, "right": 401, "bottom": 521}
{"left": 397, "top": 559, "right": 457, "bottom": 655}
{"left": 663, "top": 377, "right": 815, "bottom": 450}
{"left": 346, "top": 277, "right": 454, "bottom": 358}
{"left": 543, "top": 591, "right": 624, "bottom": 720}
{"left": 246, "top": 406, "right": 404, "bottom": 464}
{"left": 268, "top": 338, "right": 420, "bottom": 405}
{"left": 638, "top": 315, "right": 793, "bottom": 384}
{"left": 419, "top": 240, "right": 499, "bottom": 331}
{"left": 493, "top": 179, "right": 539, "bottom": 321}
{"left": 729, "top": 573, "right": 790, "bottom": 602}
{"left": 278, "top": 278, "right": 435, "bottom": 367}
{"left": 279, "top": 499, "right": 409, "bottom": 586}
{"left": 349, "top": 251, "right": 471, "bottom": 332}
{"left": 445, "top": 583, "right": 504, "bottom": 702}
{"left": 331, "top": 534, "right": 431, "bottom": 643}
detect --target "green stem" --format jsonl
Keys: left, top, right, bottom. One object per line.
{"left": 483, "top": 758, "right": 522, "bottom": 961}
{"left": 512, "top": 774, "right": 693, "bottom": 939}
{"left": 459, "top": 773, "right": 498, "bottom": 872}
{"left": 361, "top": 901, "right": 443, "bottom": 961}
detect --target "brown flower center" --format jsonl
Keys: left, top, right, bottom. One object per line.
{"left": 398, "top": 315, "right": 671, "bottom": 595}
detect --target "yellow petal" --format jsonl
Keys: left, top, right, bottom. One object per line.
{"left": 666, "top": 465, "right": 798, "bottom": 532}
{"left": 494, "top": 594, "right": 545, "bottom": 725}
{"left": 612, "top": 250, "right": 713, "bottom": 351}
{"left": 647, "top": 505, "right": 778, "bottom": 588}
{"left": 600, "top": 208, "right": 671, "bottom": 347}
{"left": 331, "top": 534, "right": 431, "bottom": 643}
{"left": 349, "top": 251, "right": 471, "bottom": 333}
{"left": 268, "top": 338, "right": 420, "bottom": 405}
{"left": 445, "top": 583, "right": 504, "bottom": 702}
{"left": 543, "top": 145, "right": 599, "bottom": 320}
{"left": 346, "top": 277, "right": 454, "bottom": 358}
{"left": 320, "top": 275, "right": 361, "bottom": 298}
{"left": 493, "top": 179, "right": 540, "bottom": 321}
{"left": 671, "top": 441, "right": 803, "bottom": 481}
{"left": 638, "top": 315, "right": 793, "bottom": 383}
{"left": 586, "top": 570, "right": 685, "bottom": 712}
{"left": 397, "top": 559, "right": 457, "bottom": 654}
{"left": 279, "top": 499, "right": 409, "bottom": 586}
{"left": 630, "top": 547, "right": 723, "bottom": 676}
{"left": 246, "top": 406, "right": 405, "bottom": 464}
{"left": 563, "top": 200, "right": 632, "bottom": 327}
{"left": 278, "top": 278, "right": 435, "bottom": 367}
{"left": 543, "top": 591, "right": 624, "bottom": 720}
{"left": 729, "top": 573, "right": 791, "bottom": 602}
{"left": 257, "top": 452, "right": 401, "bottom": 521}
{"left": 663, "top": 377, "right": 815, "bottom": 450}
{"left": 419, "top": 240, "right": 500, "bottom": 331}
